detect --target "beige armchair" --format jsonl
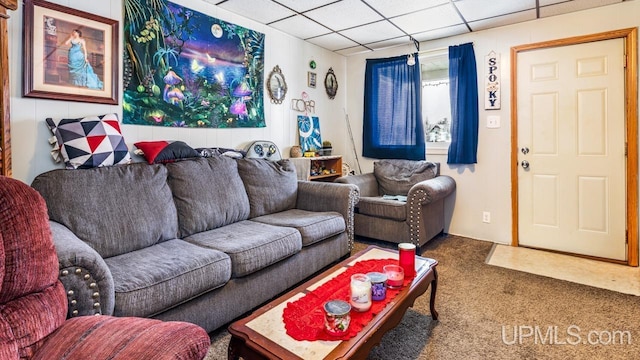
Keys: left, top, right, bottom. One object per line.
{"left": 335, "top": 160, "right": 455, "bottom": 247}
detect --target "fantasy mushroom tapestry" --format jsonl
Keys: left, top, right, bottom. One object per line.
{"left": 123, "top": 0, "right": 265, "bottom": 128}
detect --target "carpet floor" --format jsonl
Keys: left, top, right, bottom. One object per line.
{"left": 205, "top": 235, "right": 640, "bottom": 359}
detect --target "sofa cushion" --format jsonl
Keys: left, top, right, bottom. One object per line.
{"left": 236, "top": 159, "right": 297, "bottom": 218}
{"left": 31, "top": 163, "right": 179, "bottom": 258}
{"left": 374, "top": 160, "right": 439, "bottom": 196}
{"left": 183, "top": 220, "right": 301, "bottom": 278}
{"left": 251, "top": 209, "right": 345, "bottom": 247}
{"left": 105, "top": 239, "right": 231, "bottom": 318}
{"left": 165, "top": 157, "right": 250, "bottom": 238}
{"left": 356, "top": 196, "right": 407, "bottom": 221}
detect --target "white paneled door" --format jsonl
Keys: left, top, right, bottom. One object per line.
{"left": 516, "top": 38, "right": 627, "bottom": 261}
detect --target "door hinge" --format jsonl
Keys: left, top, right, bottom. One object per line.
{"left": 626, "top": 230, "right": 628, "bottom": 244}
{"left": 624, "top": 55, "right": 628, "bottom": 68}
{"left": 625, "top": 142, "right": 628, "bottom": 156}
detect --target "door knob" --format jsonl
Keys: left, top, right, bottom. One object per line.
{"left": 521, "top": 147, "right": 530, "bottom": 155}
{"left": 521, "top": 160, "right": 530, "bottom": 169}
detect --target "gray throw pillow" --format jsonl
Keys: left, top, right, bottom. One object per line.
{"left": 237, "top": 159, "right": 298, "bottom": 218}
{"left": 374, "top": 160, "right": 439, "bottom": 196}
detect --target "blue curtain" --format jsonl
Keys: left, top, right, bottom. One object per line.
{"left": 363, "top": 54, "right": 425, "bottom": 160}
{"left": 448, "top": 43, "right": 478, "bottom": 164}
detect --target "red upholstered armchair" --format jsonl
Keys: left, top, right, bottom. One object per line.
{"left": 0, "top": 176, "right": 210, "bottom": 359}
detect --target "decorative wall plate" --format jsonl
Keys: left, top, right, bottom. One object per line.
{"left": 324, "top": 68, "right": 338, "bottom": 99}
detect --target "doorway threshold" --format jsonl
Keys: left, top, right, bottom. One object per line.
{"left": 486, "top": 244, "right": 640, "bottom": 296}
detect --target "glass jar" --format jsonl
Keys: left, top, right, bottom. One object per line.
{"left": 349, "top": 273, "right": 372, "bottom": 312}
{"left": 323, "top": 300, "right": 351, "bottom": 336}
{"left": 367, "top": 272, "right": 387, "bottom": 301}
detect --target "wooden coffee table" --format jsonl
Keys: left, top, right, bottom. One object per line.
{"left": 228, "top": 245, "right": 438, "bottom": 360}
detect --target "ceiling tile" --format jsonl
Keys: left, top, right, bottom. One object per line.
{"left": 469, "top": 9, "right": 537, "bottom": 31}
{"left": 217, "top": 0, "right": 295, "bottom": 24}
{"left": 336, "top": 46, "right": 373, "bottom": 56}
{"left": 411, "top": 24, "right": 470, "bottom": 42}
{"left": 364, "top": 0, "right": 449, "bottom": 18}
{"left": 391, "top": 3, "right": 463, "bottom": 35}
{"left": 270, "top": 15, "right": 332, "bottom": 39}
{"left": 366, "top": 37, "right": 414, "bottom": 51}
{"left": 455, "top": 0, "right": 535, "bottom": 22}
{"left": 306, "top": 33, "right": 359, "bottom": 51}
{"left": 540, "top": 0, "right": 623, "bottom": 17}
{"left": 538, "top": 0, "right": 570, "bottom": 5}
{"left": 274, "top": 0, "right": 340, "bottom": 13}
{"left": 304, "top": 0, "right": 384, "bottom": 31}
{"left": 340, "top": 20, "right": 405, "bottom": 45}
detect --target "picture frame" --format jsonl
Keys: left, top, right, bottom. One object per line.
{"left": 307, "top": 71, "right": 317, "bottom": 88}
{"left": 23, "top": 0, "right": 118, "bottom": 104}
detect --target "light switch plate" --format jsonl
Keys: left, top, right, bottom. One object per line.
{"left": 487, "top": 115, "right": 500, "bottom": 128}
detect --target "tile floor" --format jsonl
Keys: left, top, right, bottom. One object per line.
{"left": 486, "top": 244, "right": 640, "bottom": 296}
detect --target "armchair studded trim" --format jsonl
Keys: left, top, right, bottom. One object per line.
{"left": 347, "top": 186, "right": 359, "bottom": 250}
{"left": 60, "top": 266, "right": 103, "bottom": 317}
{"left": 407, "top": 188, "right": 428, "bottom": 247}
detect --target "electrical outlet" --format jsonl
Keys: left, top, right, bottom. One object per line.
{"left": 482, "top": 211, "right": 491, "bottom": 223}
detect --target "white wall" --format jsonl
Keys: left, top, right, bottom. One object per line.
{"left": 345, "top": 1, "right": 640, "bottom": 244}
{"left": 8, "top": 0, "right": 347, "bottom": 184}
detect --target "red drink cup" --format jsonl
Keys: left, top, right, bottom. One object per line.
{"left": 398, "top": 243, "right": 416, "bottom": 277}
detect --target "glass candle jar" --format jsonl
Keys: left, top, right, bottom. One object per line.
{"left": 383, "top": 264, "right": 405, "bottom": 288}
{"left": 350, "top": 273, "right": 372, "bottom": 312}
{"left": 398, "top": 243, "right": 416, "bottom": 277}
{"left": 367, "top": 272, "right": 387, "bottom": 301}
{"left": 323, "top": 300, "right": 351, "bottom": 336}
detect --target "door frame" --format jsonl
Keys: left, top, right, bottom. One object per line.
{"left": 510, "top": 28, "right": 638, "bottom": 266}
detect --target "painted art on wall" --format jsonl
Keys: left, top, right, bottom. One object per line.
{"left": 123, "top": 0, "right": 265, "bottom": 128}
{"left": 297, "top": 115, "right": 322, "bottom": 152}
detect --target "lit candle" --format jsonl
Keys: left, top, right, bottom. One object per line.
{"left": 350, "top": 274, "right": 372, "bottom": 312}
{"left": 383, "top": 264, "right": 404, "bottom": 288}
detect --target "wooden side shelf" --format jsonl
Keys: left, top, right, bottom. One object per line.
{"left": 290, "top": 155, "right": 342, "bottom": 182}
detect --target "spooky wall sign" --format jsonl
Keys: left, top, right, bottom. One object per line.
{"left": 485, "top": 51, "right": 500, "bottom": 110}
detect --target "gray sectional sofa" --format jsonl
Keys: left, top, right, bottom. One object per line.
{"left": 31, "top": 156, "right": 359, "bottom": 333}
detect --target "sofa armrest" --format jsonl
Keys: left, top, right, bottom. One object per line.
{"left": 296, "top": 181, "right": 360, "bottom": 250}
{"left": 51, "top": 221, "right": 115, "bottom": 317}
{"left": 406, "top": 175, "right": 456, "bottom": 246}
{"left": 334, "top": 173, "right": 379, "bottom": 197}
{"left": 408, "top": 175, "right": 456, "bottom": 206}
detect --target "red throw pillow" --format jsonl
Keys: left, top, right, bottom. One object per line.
{"left": 134, "top": 141, "right": 199, "bottom": 164}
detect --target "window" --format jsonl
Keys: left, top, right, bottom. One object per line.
{"left": 421, "top": 51, "right": 451, "bottom": 155}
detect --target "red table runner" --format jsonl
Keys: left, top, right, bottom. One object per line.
{"left": 283, "top": 258, "right": 413, "bottom": 341}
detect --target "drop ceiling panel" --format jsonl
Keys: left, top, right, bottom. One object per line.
{"left": 365, "top": 37, "right": 412, "bottom": 51}
{"left": 392, "top": 4, "right": 463, "bottom": 35}
{"left": 210, "top": 0, "right": 630, "bottom": 55}
{"left": 540, "top": 0, "right": 622, "bottom": 17}
{"left": 364, "top": 0, "right": 449, "bottom": 18}
{"left": 455, "top": 0, "right": 536, "bottom": 22}
{"left": 411, "top": 24, "right": 470, "bottom": 42}
{"left": 340, "top": 20, "right": 405, "bottom": 45}
{"left": 216, "top": 0, "right": 295, "bottom": 24}
{"left": 469, "top": 9, "right": 537, "bottom": 31}
{"left": 336, "top": 45, "right": 372, "bottom": 56}
{"left": 270, "top": 15, "right": 332, "bottom": 39}
{"left": 304, "top": 0, "right": 383, "bottom": 31}
{"left": 274, "top": 0, "right": 340, "bottom": 13}
{"left": 306, "top": 32, "right": 359, "bottom": 51}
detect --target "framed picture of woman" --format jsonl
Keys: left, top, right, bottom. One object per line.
{"left": 22, "top": 0, "right": 118, "bottom": 104}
